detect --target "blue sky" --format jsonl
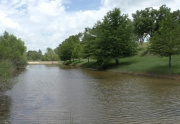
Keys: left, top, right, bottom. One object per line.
{"left": 0, "top": 0, "right": 180, "bottom": 53}
{"left": 65, "top": 0, "right": 102, "bottom": 11}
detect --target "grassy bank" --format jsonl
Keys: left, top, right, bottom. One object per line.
{"left": 61, "top": 55, "right": 180, "bottom": 79}
{"left": 113, "top": 55, "right": 180, "bottom": 75}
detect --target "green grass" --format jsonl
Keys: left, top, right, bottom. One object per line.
{"left": 113, "top": 55, "right": 180, "bottom": 75}
{"left": 61, "top": 59, "right": 96, "bottom": 67}
{"left": 61, "top": 55, "right": 180, "bottom": 75}
{"left": 60, "top": 43, "right": 180, "bottom": 76}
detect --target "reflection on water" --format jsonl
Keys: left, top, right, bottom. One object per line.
{"left": 0, "top": 65, "right": 180, "bottom": 123}
{"left": 0, "top": 95, "right": 11, "bottom": 124}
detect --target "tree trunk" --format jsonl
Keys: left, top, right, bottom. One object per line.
{"left": 169, "top": 55, "right": 171, "bottom": 68}
{"left": 79, "top": 57, "right": 80, "bottom": 62}
{"left": 115, "top": 58, "right": 119, "bottom": 65}
{"left": 88, "top": 57, "right": 89, "bottom": 64}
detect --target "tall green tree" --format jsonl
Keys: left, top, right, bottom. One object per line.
{"left": 93, "top": 8, "right": 137, "bottom": 65}
{"left": 132, "top": 5, "right": 171, "bottom": 42}
{"left": 0, "top": 31, "right": 27, "bottom": 84}
{"left": 58, "top": 35, "right": 81, "bottom": 61}
{"left": 81, "top": 28, "right": 96, "bottom": 63}
{"left": 148, "top": 13, "right": 180, "bottom": 67}
{"left": 0, "top": 31, "right": 27, "bottom": 68}
{"left": 72, "top": 43, "right": 83, "bottom": 62}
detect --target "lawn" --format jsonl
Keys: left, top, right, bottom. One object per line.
{"left": 113, "top": 55, "right": 180, "bottom": 75}
{"left": 62, "top": 55, "right": 180, "bottom": 75}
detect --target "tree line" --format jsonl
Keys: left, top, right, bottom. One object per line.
{"left": 0, "top": 31, "right": 27, "bottom": 83}
{"left": 27, "top": 48, "right": 59, "bottom": 61}
{"left": 55, "top": 5, "right": 180, "bottom": 68}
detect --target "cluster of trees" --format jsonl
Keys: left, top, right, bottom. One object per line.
{"left": 56, "top": 34, "right": 83, "bottom": 62}
{"left": 56, "top": 5, "right": 180, "bottom": 68}
{"left": 27, "top": 50, "right": 42, "bottom": 61}
{"left": 0, "top": 31, "right": 27, "bottom": 82}
{"left": 133, "top": 5, "right": 180, "bottom": 67}
{"left": 56, "top": 8, "right": 137, "bottom": 67}
{"left": 27, "top": 48, "right": 59, "bottom": 61}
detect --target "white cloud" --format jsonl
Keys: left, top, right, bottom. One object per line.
{"left": 0, "top": 10, "right": 22, "bottom": 35}
{"left": 101, "top": 0, "right": 180, "bottom": 16}
{"left": 0, "top": 0, "right": 180, "bottom": 53}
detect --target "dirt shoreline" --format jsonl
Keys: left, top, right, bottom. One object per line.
{"left": 107, "top": 70, "right": 180, "bottom": 80}
{"left": 65, "top": 63, "right": 180, "bottom": 80}
{"left": 28, "top": 61, "right": 60, "bottom": 65}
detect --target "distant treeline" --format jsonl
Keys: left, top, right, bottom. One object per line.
{"left": 27, "top": 48, "right": 59, "bottom": 61}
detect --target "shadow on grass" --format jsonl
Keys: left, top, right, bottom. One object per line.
{"left": 81, "top": 61, "right": 97, "bottom": 68}
{"left": 103, "top": 60, "right": 138, "bottom": 70}
{"left": 71, "top": 61, "right": 81, "bottom": 65}
{"left": 119, "top": 61, "right": 137, "bottom": 66}
{"left": 63, "top": 59, "right": 138, "bottom": 70}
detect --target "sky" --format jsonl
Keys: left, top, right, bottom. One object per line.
{"left": 0, "top": 0, "right": 180, "bottom": 53}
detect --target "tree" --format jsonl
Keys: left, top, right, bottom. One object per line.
{"left": 132, "top": 5, "right": 171, "bottom": 42}
{"left": 0, "top": 31, "right": 27, "bottom": 83}
{"left": 81, "top": 28, "right": 96, "bottom": 63}
{"left": 58, "top": 41, "right": 72, "bottom": 61}
{"left": 72, "top": 43, "right": 83, "bottom": 62}
{"left": 58, "top": 35, "right": 81, "bottom": 61}
{"left": 38, "top": 49, "right": 43, "bottom": 60}
{"left": 148, "top": 13, "right": 180, "bottom": 67}
{"left": 27, "top": 50, "right": 38, "bottom": 60}
{"left": 0, "top": 31, "right": 27, "bottom": 68}
{"left": 27, "top": 49, "right": 43, "bottom": 61}
{"left": 93, "top": 8, "right": 137, "bottom": 65}
{"left": 43, "top": 48, "right": 59, "bottom": 61}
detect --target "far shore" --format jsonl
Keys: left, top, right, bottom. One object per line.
{"left": 28, "top": 61, "right": 60, "bottom": 65}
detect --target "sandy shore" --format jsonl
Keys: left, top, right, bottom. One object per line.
{"left": 28, "top": 61, "right": 60, "bottom": 65}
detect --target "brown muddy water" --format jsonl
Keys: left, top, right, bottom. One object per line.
{"left": 0, "top": 65, "right": 180, "bottom": 124}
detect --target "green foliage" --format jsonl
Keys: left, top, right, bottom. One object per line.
{"left": 81, "top": 28, "right": 96, "bottom": 63}
{"left": 132, "top": 5, "right": 171, "bottom": 42}
{"left": 27, "top": 48, "right": 59, "bottom": 61}
{"left": 27, "top": 50, "right": 42, "bottom": 61}
{"left": 132, "top": 5, "right": 180, "bottom": 68}
{"left": 0, "top": 31, "right": 27, "bottom": 90}
{"left": 92, "top": 8, "right": 137, "bottom": 65}
{"left": 0, "top": 60, "right": 14, "bottom": 91}
{"left": 0, "top": 31, "right": 27, "bottom": 68}
{"left": 149, "top": 13, "right": 180, "bottom": 56}
{"left": 57, "top": 8, "right": 137, "bottom": 68}
{"left": 58, "top": 35, "right": 81, "bottom": 61}
{"left": 43, "top": 48, "right": 59, "bottom": 61}
{"left": 172, "top": 9, "right": 180, "bottom": 24}
{"left": 72, "top": 43, "right": 83, "bottom": 61}
{"left": 0, "top": 61, "right": 13, "bottom": 81}
{"left": 148, "top": 12, "right": 180, "bottom": 67}
{"left": 138, "top": 43, "right": 149, "bottom": 56}
{"left": 57, "top": 5, "right": 180, "bottom": 70}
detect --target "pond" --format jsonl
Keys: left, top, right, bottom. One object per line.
{"left": 0, "top": 65, "right": 180, "bottom": 124}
